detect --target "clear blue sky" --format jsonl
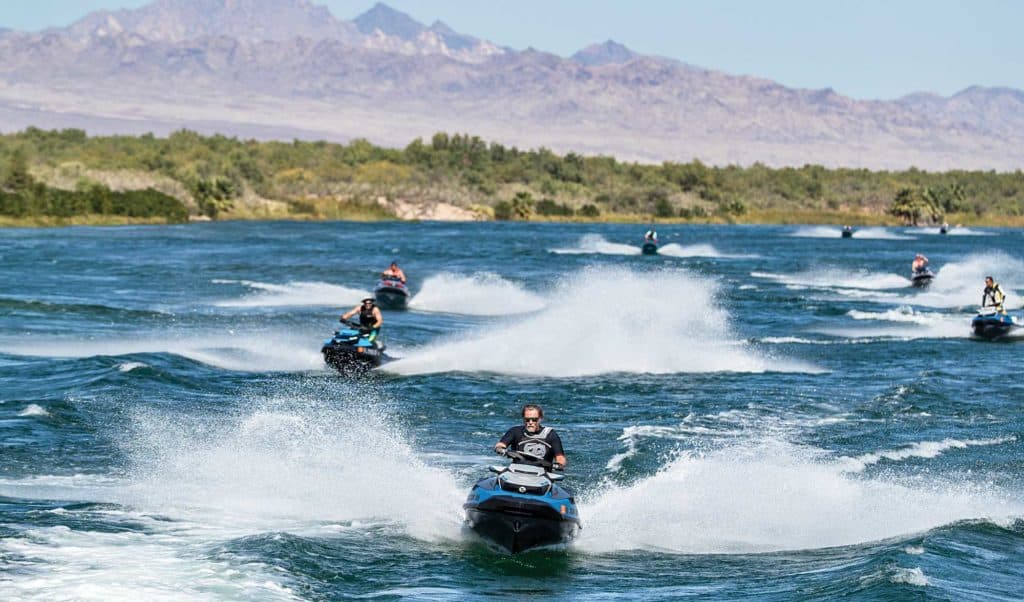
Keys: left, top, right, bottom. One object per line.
{"left": 1, "top": 0, "right": 1020, "bottom": 100}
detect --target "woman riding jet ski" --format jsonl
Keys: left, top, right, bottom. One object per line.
{"left": 910, "top": 254, "right": 934, "bottom": 288}
{"left": 374, "top": 261, "right": 411, "bottom": 309}
{"left": 321, "top": 298, "right": 388, "bottom": 373}
{"left": 464, "top": 405, "right": 581, "bottom": 553}
{"left": 972, "top": 276, "right": 1019, "bottom": 340}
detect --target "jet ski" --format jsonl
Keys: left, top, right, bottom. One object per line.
{"left": 464, "top": 451, "right": 581, "bottom": 554}
{"left": 321, "top": 319, "right": 387, "bottom": 373}
{"left": 910, "top": 268, "right": 935, "bottom": 288}
{"left": 641, "top": 241, "right": 658, "bottom": 255}
{"left": 373, "top": 278, "right": 410, "bottom": 310}
{"left": 971, "top": 307, "right": 1020, "bottom": 340}
{"left": 841, "top": 226, "right": 854, "bottom": 238}
{"left": 939, "top": 224, "right": 949, "bottom": 234}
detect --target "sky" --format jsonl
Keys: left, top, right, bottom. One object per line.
{"left": 0, "top": 0, "right": 1020, "bottom": 100}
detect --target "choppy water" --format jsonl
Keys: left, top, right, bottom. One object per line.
{"left": 1, "top": 222, "right": 1022, "bottom": 600}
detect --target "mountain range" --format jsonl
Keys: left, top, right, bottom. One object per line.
{"left": 0, "top": 0, "right": 1021, "bottom": 170}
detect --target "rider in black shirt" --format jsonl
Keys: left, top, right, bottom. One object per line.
{"left": 494, "top": 404, "right": 567, "bottom": 470}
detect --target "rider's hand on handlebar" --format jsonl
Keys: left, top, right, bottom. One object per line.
{"left": 494, "top": 446, "right": 507, "bottom": 456}
{"left": 551, "top": 462, "right": 564, "bottom": 471}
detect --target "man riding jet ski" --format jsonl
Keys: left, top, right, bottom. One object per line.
{"left": 642, "top": 228, "right": 658, "bottom": 255}
{"left": 972, "top": 276, "right": 1019, "bottom": 339}
{"left": 321, "top": 298, "right": 386, "bottom": 372}
{"left": 464, "top": 404, "right": 580, "bottom": 553}
{"left": 910, "top": 254, "right": 934, "bottom": 287}
{"left": 374, "top": 261, "right": 411, "bottom": 309}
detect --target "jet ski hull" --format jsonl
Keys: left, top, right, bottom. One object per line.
{"left": 464, "top": 475, "right": 580, "bottom": 554}
{"left": 841, "top": 230, "right": 853, "bottom": 238}
{"left": 911, "top": 271, "right": 934, "bottom": 288}
{"left": 321, "top": 327, "right": 387, "bottom": 374}
{"left": 374, "top": 280, "right": 410, "bottom": 310}
{"left": 971, "top": 314, "right": 1019, "bottom": 340}
{"left": 641, "top": 242, "right": 658, "bottom": 255}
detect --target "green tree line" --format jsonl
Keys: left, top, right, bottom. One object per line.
{"left": 2, "top": 127, "right": 1023, "bottom": 223}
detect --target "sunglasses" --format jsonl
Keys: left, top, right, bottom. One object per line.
{"left": 524, "top": 417, "right": 540, "bottom": 423}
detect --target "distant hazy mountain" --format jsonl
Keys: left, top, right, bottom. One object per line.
{"left": 0, "top": 0, "right": 1020, "bottom": 170}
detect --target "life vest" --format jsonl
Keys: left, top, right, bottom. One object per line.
{"left": 983, "top": 284, "right": 1005, "bottom": 307}
{"left": 516, "top": 426, "right": 553, "bottom": 462}
{"left": 359, "top": 306, "right": 377, "bottom": 327}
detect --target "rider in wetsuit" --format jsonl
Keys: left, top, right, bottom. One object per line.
{"left": 494, "top": 404, "right": 567, "bottom": 470}
{"left": 341, "top": 298, "right": 383, "bottom": 346}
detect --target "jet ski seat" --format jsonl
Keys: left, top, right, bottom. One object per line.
{"left": 498, "top": 464, "right": 551, "bottom": 494}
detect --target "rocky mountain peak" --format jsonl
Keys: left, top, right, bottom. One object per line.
{"left": 571, "top": 39, "right": 637, "bottom": 66}
{"left": 354, "top": 2, "right": 425, "bottom": 39}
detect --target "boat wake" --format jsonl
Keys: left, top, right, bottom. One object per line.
{"left": 213, "top": 279, "right": 368, "bottom": 308}
{"left": 789, "top": 226, "right": 914, "bottom": 240}
{"left": 387, "top": 267, "right": 817, "bottom": 377}
{"left": 408, "top": 272, "right": 545, "bottom": 315}
{"left": 578, "top": 439, "right": 1023, "bottom": 554}
{"left": 549, "top": 234, "right": 743, "bottom": 258}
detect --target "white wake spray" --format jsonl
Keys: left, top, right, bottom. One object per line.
{"left": 408, "top": 272, "right": 546, "bottom": 315}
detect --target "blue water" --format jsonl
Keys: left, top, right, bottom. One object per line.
{"left": 1, "top": 222, "right": 1022, "bottom": 600}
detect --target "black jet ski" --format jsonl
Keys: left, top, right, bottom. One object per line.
{"left": 641, "top": 241, "right": 658, "bottom": 255}
{"left": 971, "top": 307, "right": 1020, "bottom": 340}
{"left": 464, "top": 451, "right": 581, "bottom": 554}
{"left": 373, "top": 278, "right": 410, "bottom": 310}
{"left": 321, "top": 319, "right": 387, "bottom": 374}
{"left": 910, "top": 268, "right": 935, "bottom": 288}
{"left": 939, "top": 224, "right": 949, "bottom": 234}
{"left": 841, "top": 226, "right": 854, "bottom": 238}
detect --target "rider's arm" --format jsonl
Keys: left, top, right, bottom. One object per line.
{"left": 341, "top": 306, "right": 357, "bottom": 320}
{"left": 372, "top": 307, "right": 383, "bottom": 328}
{"left": 550, "top": 431, "right": 567, "bottom": 468}
{"left": 494, "top": 427, "right": 517, "bottom": 454}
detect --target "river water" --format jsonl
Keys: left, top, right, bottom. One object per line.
{"left": 1, "top": 221, "right": 1021, "bottom": 600}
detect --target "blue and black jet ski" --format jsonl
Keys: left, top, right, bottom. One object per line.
{"left": 321, "top": 319, "right": 387, "bottom": 373}
{"left": 910, "top": 267, "right": 935, "bottom": 288}
{"left": 373, "top": 278, "right": 411, "bottom": 310}
{"left": 464, "top": 450, "right": 581, "bottom": 554}
{"left": 641, "top": 241, "right": 658, "bottom": 255}
{"left": 971, "top": 307, "right": 1020, "bottom": 340}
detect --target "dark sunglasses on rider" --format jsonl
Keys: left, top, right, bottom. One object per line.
{"left": 524, "top": 417, "right": 540, "bottom": 423}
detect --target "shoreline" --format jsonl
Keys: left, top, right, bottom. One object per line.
{"left": 3, "top": 210, "right": 1024, "bottom": 229}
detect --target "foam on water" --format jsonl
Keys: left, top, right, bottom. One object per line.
{"left": 408, "top": 272, "right": 546, "bottom": 315}
{"left": 752, "top": 269, "right": 910, "bottom": 290}
{"left": 117, "top": 361, "right": 148, "bottom": 372}
{"left": 890, "top": 567, "right": 930, "bottom": 586}
{"left": 214, "top": 279, "right": 368, "bottom": 308}
{"left": 579, "top": 440, "right": 1023, "bottom": 554}
{"left": 907, "top": 227, "right": 993, "bottom": 237}
{"left": 658, "top": 243, "right": 756, "bottom": 259}
{"left": 17, "top": 403, "right": 50, "bottom": 417}
{"left": 837, "top": 436, "right": 1016, "bottom": 472}
{"left": 789, "top": 226, "right": 913, "bottom": 240}
{"left": 549, "top": 234, "right": 641, "bottom": 256}
{"left": 0, "top": 331, "right": 324, "bottom": 372}
{"left": 388, "top": 267, "right": 817, "bottom": 377}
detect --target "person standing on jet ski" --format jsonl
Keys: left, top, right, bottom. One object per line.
{"left": 341, "top": 298, "right": 383, "bottom": 346}
{"left": 912, "top": 254, "right": 929, "bottom": 273}
{"left": 644, "top": 229, "right": 658, "bottom": 242}
{"left": 982, "top": 276, "right": 1007, "bottom": 314}
{"left": 494, "top": 404, "right": 568, "bottom": 471}
{"left": 381, "top": 261, "right": 407, "bottom": 283}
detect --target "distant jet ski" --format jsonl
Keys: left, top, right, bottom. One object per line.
{"left": 971, "top": 307, "right": 1020, "bottom": 340}
{"left": 321, "top": 319, "right": 388, "bottom": 373}
{"left": 910, "top": 268, "right": 935, "bottom": 288}
{"left": 464, "top": 450, "right": 581, "bottom": 554}
{"left": 841, "top": 226, "right": 854, "bottom": 238}
{"left": 373, "top": 278, "right": 410, "bottom": 310}
{"left": 641, "top": 241, "right": 658, "bottom": 255}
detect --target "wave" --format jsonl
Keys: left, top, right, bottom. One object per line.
{"left": 752, "top": 269, "right": 910, "bottom": 290}
{"left": 214, "top": 279, "right": 368, "bottom": 308}
{"left": 578, "top": 440, "right": 1023, "bottom": 554}
{"left": 789, "top": 226, "right": 914, "bottom": 240}
{"left": 549, "top": 234, "right": 640, "bottom": 256}
{"left": 657, "top": 243, "right": 757, "bottom": 259}
{"left": 408, "top": 272, "right": 545, "bottom": 316}
{"left": 17, "top": 403, "right": 50, "bottom": 417}
{"left": 837, "top": 436, "right": 1017, "bottom": 473}
{"left": 387, "top": 267, "right": 817, "bottom": 377}
{"left": 0, "top": 332, "right": 325, "bottom": 372}
{"left": 906, "top": 226, "right": 994, "bottom": 237}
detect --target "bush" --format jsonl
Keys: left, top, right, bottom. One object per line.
{"left": 535, "top": 198, "right": 574, "bottom": 216}
{"left": 579, "top": 203, "right": 600, "bottom": 217}
{"left": 493, "top": 200, "right": 512, "bottom": 220}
